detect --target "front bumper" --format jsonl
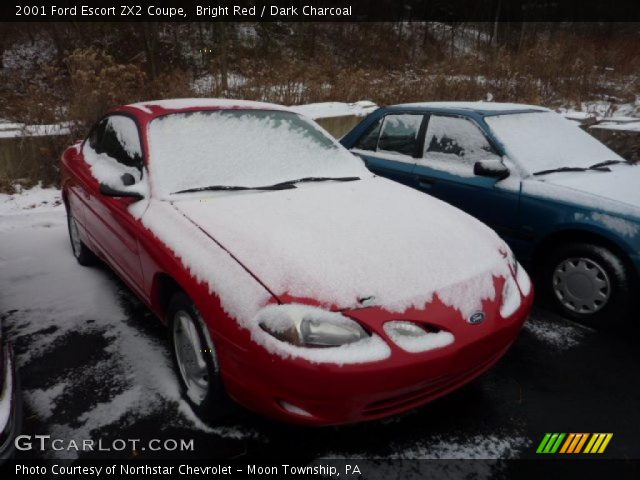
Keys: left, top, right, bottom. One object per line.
{"left": 218, "top": 290, "right": 533, "bottom": 426}
{"left": 0, "top": 343, "right": 21, "bottom": 461}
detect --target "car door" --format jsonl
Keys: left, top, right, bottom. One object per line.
{"left": 81, "top": 115, "right": 147, "bottom": 297}
{"left": 349, "top": 113, "right": 425, "bottom": 188}
{"left": 413, "top": 114, "right": 522, "bottom": 243}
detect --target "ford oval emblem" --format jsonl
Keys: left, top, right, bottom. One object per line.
{"left": 468, "top": 311, "right": 485, "bottom": 325}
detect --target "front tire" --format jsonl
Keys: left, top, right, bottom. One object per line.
{"left": 66, "top": 204, "right": 96, "bottom": 266}
{"left": 168, "top": 292, "right": 233, "bottom": 423}
{"left": 541, "top": 242, "right": 632, "bottom": 329}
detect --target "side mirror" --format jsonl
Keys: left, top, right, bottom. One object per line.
{"left": 100, "top": 174, "right": 144, "bottom": 199}
{"left": 99, "top": 183, "right": 144, "bottom": 199}
{"left": 121, "top": 173, "right": 136, "bottom": 186}
{"left": 473, "top": 159, "right": 510, "bottom": 180}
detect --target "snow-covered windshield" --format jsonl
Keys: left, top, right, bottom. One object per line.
{"left": 148, "top": 109, "right": 368, "bottom": 198}
{"left": 485, "top": 111, "right": 623, "bottom": 174}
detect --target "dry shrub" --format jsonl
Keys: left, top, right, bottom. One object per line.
{"left": 147, "top": 70, "right": 194, "bottom": 100}
{"left": 65, "top": 48, "right": 147, "bottom": 132}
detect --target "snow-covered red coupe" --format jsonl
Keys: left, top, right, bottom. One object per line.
{"left": 60, "top": 99, "right": 533, "bottom": 425}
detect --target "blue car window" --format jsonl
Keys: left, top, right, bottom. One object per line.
{"left": 423, "top": 115, "right": 500, "bottom": 172}
{"left": 378, "top": 114, "right": 423, "bottom": 157}
{"left": 354, "top": 117, "right": 383, "bottom": 151}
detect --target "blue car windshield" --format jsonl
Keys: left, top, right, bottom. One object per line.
{"left": 485, "top": 111, "right": 624, "bottom": 174}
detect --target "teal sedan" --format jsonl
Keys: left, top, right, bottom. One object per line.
{"left": 341, "top": 102, "right": 640, "bottom": 327}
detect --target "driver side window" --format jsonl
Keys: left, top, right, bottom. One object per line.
{"left": 422, "top": 115, "right": 500, "bottom": 174}
{"left": 91, "top": 116, "right": 143, "bottom": 171}
{"left": 86, "top": 115, "right": 144, "bottom": 185}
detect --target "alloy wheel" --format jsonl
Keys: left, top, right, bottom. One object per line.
{"left": 172, "top": 311, "right": 210, "bottom": 404}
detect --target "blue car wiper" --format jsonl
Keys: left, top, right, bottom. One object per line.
{"left": 533, "top": 162, "right": 619, "bottom": 176}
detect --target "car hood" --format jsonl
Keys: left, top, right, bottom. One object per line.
{"left": 525, "top": 163, "right": 640, "bottom": 216}
{"left": 172, "top": 177, "right": 510, "bottom": 316}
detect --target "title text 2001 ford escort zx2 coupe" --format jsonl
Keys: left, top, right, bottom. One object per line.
{"left": 60, "top": 99, "right": 533, "bottom": 425}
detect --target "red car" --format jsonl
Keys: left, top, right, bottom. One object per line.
{"left": 60, "top": 99, "right": 533, "bottom": 425}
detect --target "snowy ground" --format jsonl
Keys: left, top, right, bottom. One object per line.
{"left": 1, "top": 186, "right": 639, "bottom": 470}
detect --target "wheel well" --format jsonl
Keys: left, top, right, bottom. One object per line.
{"left": 151, "top": 273, "right": 184, "bottom": 323}
{"left": 531, "top": 229, "right": 638, "bottom": 284}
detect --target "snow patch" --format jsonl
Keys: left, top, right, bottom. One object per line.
{"left": 591, "top": 212, "right": 639, "bottom": 238}
{"left": 523, "top": 311, "right": 588, "bottom": 350}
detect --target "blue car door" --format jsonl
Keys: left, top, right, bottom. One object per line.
{"left": 348, "top": 112, "right": 424, "bottom": 188}
{"left": 413, "top": 113, "right": 523, "bottom": 244}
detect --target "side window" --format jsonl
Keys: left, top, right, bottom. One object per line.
{"left": 423, "top": 115, "right": 500, "bottom": 168}
{"left": 377, "top": 114, "right": 424, "bottom": 157}
{"left": 354, "top": 118, "right": 382, "bottom": 151}
{"left": 88, "top": 119, "right": 106, "bottom": 151}
{"left": 93, "top": 116, "right": 143, "bottom": 170}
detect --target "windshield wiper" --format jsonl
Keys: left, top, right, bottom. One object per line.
{"left": 171, "top": 176, "right": 360, "bottom": 195}
{"left": 533, "top": 160, "right": 623, "bottom": 177}
{"left": 269, "top": 176, "right": 361, "bottom": 189}
{"left": 588, "top": 159, "right": 625, "bottom": 169}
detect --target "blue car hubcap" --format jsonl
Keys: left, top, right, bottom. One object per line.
{"left": 553, "top": 257, "right": 611, "bottom": 315}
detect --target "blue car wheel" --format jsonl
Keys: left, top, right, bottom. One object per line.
{"left": 541, "top": 242, "right": 632, "bottom": 328}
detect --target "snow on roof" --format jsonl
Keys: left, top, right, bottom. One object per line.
{"left": 289, "top": 101, "right": 378, "bottom": 119}
{"left": 392, "top": 101, "right": 549, "bottom": 113}
{"left": 128, "top": 98, "right": 292, "bottom": 114}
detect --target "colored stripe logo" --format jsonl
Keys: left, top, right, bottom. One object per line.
{"left": 536, "top": 433, "right": 612, "bottom": 454}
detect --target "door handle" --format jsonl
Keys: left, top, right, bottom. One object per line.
{"left": 418, "top": 179, "right": 434, "bottom": 189}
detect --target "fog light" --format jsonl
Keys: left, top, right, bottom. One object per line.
{"left": 383, "top": 321, "right": 454, "bottom": 353}
{"left": 279, "top": 400, "right": 313, "bottom": 418}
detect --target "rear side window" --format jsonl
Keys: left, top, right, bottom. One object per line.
{"left": 354, "top": 118, "right": 382, "bottom": 151}
{"left": 90, "top": 116, "right": 143, "bottom": 169}
{"left": 424, "top": 115, "right": 499, "bottom": 165}
{"left": 378, "top": 114, "right": 423, "bottom": 157}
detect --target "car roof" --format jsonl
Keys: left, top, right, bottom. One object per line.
{"left": 111, "top": 98, "right": 293, "bottom": 119}
{"left": 387, "top": 101, "right": 549, "bottom": 117}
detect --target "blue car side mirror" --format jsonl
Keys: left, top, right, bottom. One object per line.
{"left": 474, "top": 159, "right": 510, "bottom": 180}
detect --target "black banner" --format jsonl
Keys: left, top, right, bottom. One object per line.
{"left": 2, "top": 459, "right": 640, "bottom": 480}
{"left": 1, "top": 0, "right": 640, "bottom": 23}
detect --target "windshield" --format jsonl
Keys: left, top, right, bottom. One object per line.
{"left": 148, "top": 109, "right": 368, "bottom": 198}
{"left": 485, "top": 111, "right": 623, "bottom": 174}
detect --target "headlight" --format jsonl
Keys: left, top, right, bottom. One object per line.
{"left": 258, "top": 304, "right": 369, "bottom": 348}
{"left": 504, "top": 246, "right": 518, "bottom": 274}
{"left": 500, "top": 275, "right": 521, "bottom": 318}
{"left": 503, "top": 247, "right": 532, "bottom": 299}
{"left": 383, "top": 321, "right": 454, "bottom": 353}
{"left": 515, "top": 261, "right": 532, "bottom": 296}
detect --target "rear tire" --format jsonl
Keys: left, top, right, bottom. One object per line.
{"left": 66, "top": 204, "right": 96, "bottom": 266}
{"left": 168, "top": 292, "right": 233, "bottom": 424}
{"left": 540, "top": 242, "right": 631, "bottom": 329}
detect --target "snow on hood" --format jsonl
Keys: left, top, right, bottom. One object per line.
{"left": 172, "top": 177, "right": 510, "bottom": 318}
{"left": 524, "top": 163, "right": 640, "bottom": 218}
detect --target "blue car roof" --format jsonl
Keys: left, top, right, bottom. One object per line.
{"left": 385, "top": 101, "right": 549, "bottom": 117}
